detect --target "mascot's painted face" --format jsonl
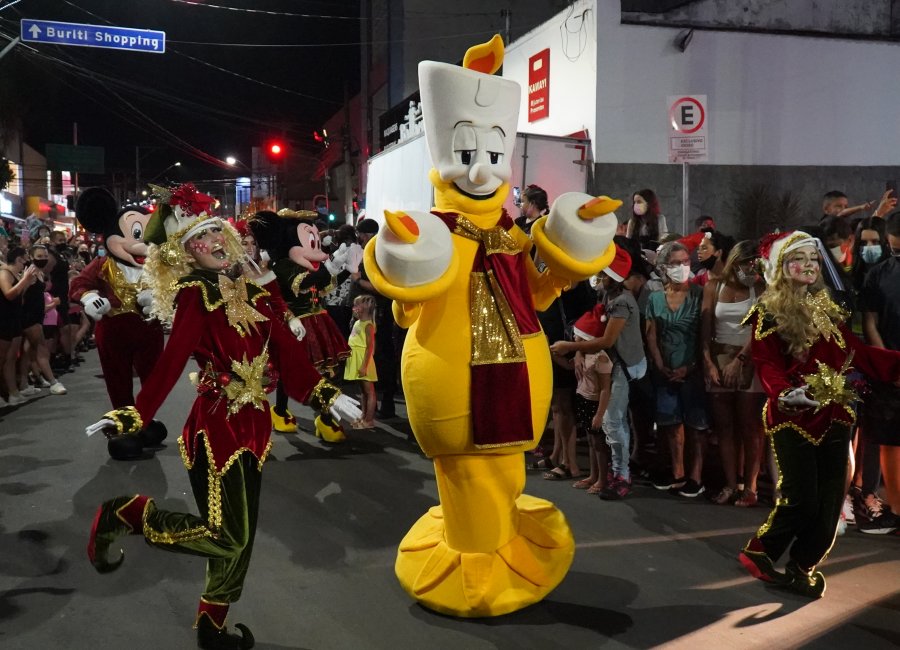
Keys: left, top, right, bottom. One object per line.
{"left": 784, "top": 245, "right": 820, "bottom": 286}
{"left": 419, "top": 53, "right": 519, "bottom": 200}
{"left": 185, "top": 224, "right": 231, "bottom": 272}
{"left": 288, "top": 222, "right": 328, "bottom": 271}
{"left": 106, "top": 209, "right": 152, "bottom": 267}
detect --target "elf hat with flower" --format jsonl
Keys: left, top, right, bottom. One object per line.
{"left": 759, "top": 230, "right": 817, "bottom": 285}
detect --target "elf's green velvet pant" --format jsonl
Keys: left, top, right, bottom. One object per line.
{"left": 754, "top": 422, "right": 851, "bottom": 570}
{"left": 142, "top": 445, "right": 261, "bottom": 604}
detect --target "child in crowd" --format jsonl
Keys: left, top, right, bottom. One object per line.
{"left": 345, "top": 294, "right": 378, "bottom": 428}
{"left": 570, "top": 303, "right": 614, "bottom": 495}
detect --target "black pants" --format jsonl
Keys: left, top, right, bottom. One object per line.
{"left": 755, "top": 423, "right": 851, "bottom": 570}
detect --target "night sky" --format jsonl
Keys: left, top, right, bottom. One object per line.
{"left": 0, "top": 0, "right": 361, "bottom": 183}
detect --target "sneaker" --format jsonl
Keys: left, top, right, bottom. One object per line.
{"left": 49, "top": 381, "right": 67, "bottom": 395}
{"left": 856, "top": 493, "right": 899, "bottom": 535}
{"left": 841, "top": 494, "right": 856, "bottom": 524}
{"left": 653, "top": 473, "right": 682, "bottom": 491}
{"left": 37, "top": 377, "right": 52, "bottom": 388}
{"left": 20, "top": 386, "right": 41, "bottom": 396}
{"left": 711, "top": 486, "right": 736, "bottom": 505}
{"left": 676, "top": 479, "right": 705, "bottom": 498}
{"left": 836, "top": 509, "right": 848, "bottom": 536}
{"left": 7, "top": 393, "right": 26, "bottom": 406}
{"left": 599, "top": 476, "right": 632, "bottom": 500}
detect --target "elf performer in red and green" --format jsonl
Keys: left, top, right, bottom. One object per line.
{"left": 85, "top": 185, "right": 360, "bottom": 649}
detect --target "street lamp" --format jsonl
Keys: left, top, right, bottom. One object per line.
{"left": 149, "top": 161, "right": 181, "bottom": 183}
{"left": 226, "top": 156, "right": 237, "bottom": 166}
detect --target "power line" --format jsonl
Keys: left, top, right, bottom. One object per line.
{"left": 167, "top": 29, "right": 500, "bottom": 47}
{"left": 166, "top": 0, "right": 364, "bottom": 20}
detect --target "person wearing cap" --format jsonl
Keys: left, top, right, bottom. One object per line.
{"left": 739, "top": 230, "right": 900, "bottom": 598}
{"left": 550, "top": 246, "right": 647, "bottom": 499}
{"left": 85, "top": 184, "right": 361, "bottom": 649}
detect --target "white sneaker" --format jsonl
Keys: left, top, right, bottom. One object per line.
{"left": 842, "top": 494, "right": 856, "bottom": 524}
{"left": 21, "top": 386, "right": 41, "bottom": 396}
{"left": 7, "top": 393, "right": 26, "bottom": 406}
{"left": 49, "top": 381, "right": 67, "bottom": 395}
{"left": 0, "top": 396, "right": 7, "bottom": 408}
{"left": 836, "top": 510, "right": 847, "bottom": 536}
{"left": 38, "top": 377, "right": 52, "bottom": 388}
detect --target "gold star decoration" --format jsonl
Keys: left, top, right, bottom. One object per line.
{"left": 218, "top": 274, "right": 268, "bottom": 336}
{"left": 223, "top": 350, "right": 269, "bottom": 417}
{"left": 802, "top": 352, "right": 858, "bottom": 413}
{"left": 804, "top": 290, "right": 847, "bottom": 349}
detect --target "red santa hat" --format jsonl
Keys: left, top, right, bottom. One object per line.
{"left": 759, "top": 230, "right": 817, "bottom": 284}
{"left": 601, "top": 245, "right": 632, "bottom": 283}
{"left": 573, "top": 303, "right": 607, "bottom": 340}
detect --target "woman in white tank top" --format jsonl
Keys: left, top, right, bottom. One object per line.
{"left": 701, "top": 241, "right": 766, "bottom": 507}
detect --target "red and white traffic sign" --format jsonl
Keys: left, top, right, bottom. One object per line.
{"left": 667, "top": 95, "right": 708, "bottom": 163}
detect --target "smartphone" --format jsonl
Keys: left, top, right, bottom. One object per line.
{"left": 513, "top": 186, "right": 522, "bottom": 207}
{"left": 887, "top": 180, "right": 898, "bottom": 196}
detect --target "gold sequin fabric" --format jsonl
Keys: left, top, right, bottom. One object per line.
{"left": 218, "top": 274, "right": 268, "bottom": 337}
{"left": 102, "top": 258, "right": 138, "bottom": 316}
{"left": 223, "top": 349, "right": 270, "bottom": 417}
{"left": 470, "top": 271, "right": 525, "bottom": 365}
{"left": 453, "top": 215, "right": 520, "bottom": 255}
{"left": 804, "top": 290, "right": 847, "bottom": 350}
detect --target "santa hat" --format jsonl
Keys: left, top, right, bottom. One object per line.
{"left": 601, "top": 245, "right": 632, "bottom": 282}
{"left": 573, "top": 303, "right": 607, "bottom": 340}
{"left": 759, "top": 230, "right": 817, "bottom": 284}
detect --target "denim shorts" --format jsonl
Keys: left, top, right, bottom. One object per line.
{"left": 655, "top": 372, "right": 709, "bottom": 430}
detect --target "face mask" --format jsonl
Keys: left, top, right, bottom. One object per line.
{"left": 861, "top": 245, "right": 882, "bottom": 264}
{"left": 828, "top": 245, "right": 846, "bottom": 264}
{"left": 633, "top": 203, "right": 647, "bottom": 217}
{"left": 736, "top": 268, "right": 756, "bottom": 287}
{"left": 698, "top": 255, "right": 717, "bottom": 271}
{"left": 33, "top": 259, "right": 49, "bottom": 268}
{"left": 97, "top": 248, "right": 106, "bottom": 257}
{"left": 666, "top": 264, "right": 690, "bottom": 283}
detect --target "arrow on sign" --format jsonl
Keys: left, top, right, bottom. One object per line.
{"left": 29, "top": 25, "right": 41, "bottom": 38}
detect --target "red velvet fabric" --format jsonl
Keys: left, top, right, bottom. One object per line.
{"left": 135, "top": 282, "right": 324, "bottom": 471}
{"left": 434, "top": 210, "right": 539, "bottom": 447}
{"left": 750, "top": 314, "right": 900, "bottom": 441}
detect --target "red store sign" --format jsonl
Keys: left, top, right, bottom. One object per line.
{"left": 528, "top": 49, "right": 550, "bottom": 123}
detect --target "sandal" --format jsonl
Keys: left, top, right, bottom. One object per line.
{"left": 711, "top": 486, "right": 736, "bottom": 505}
{"left": 543, "top": 465, "right": 572, "bottom": 480}
{"left": 573, "top": 478, "right": 596, "bottom": 489}
{"left": 586, "top": 482, "right": 603, "bottom": 495}
{"left": 530, "top": 457, "right": 555, "bottom": 471}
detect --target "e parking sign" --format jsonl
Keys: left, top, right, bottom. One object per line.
{"left": 667, "top": 95, "right": 707, "bottom": 163}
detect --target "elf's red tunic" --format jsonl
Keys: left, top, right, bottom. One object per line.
{"left": 133, "top": 271, "right": 324, "bottom": 471}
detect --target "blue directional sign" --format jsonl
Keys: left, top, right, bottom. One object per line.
{"left": 21, "top": 19, "right": 165, "bottom": 54}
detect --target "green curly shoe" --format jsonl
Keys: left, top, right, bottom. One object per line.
{"left": 785, "top": 560, "right": 826, "bottom": 598}
{"left": 87, "top": 495, "right": 150, "bottom": 573}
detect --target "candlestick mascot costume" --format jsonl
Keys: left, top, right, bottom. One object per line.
{"left": 738, "top": 230, "right": 900, "bottom": 598}
{"left": 363, "top": 35, "right": 618, "bottom": 617}
{"left": 250, "top": 209, "right": 351, "bottom": 441}
{"left": 69, "top": 187, "right": 167, "bottom": 459}
{"left": 85, "top": 184, "right": 361, "bottom": 649}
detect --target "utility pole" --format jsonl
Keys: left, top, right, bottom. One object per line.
{"left": 342, "top": 82, "right": 353, "bottom": 225}
{"left": 502, "top": 9, "right": 511, "bottom": 45}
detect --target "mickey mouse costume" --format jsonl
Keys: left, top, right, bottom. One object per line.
{"left": 69, "top": 188, "right": 167, "bottom": 458}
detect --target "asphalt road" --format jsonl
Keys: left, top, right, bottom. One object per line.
{"left": 1, "top": 349, "right": 898, "bottom": 649}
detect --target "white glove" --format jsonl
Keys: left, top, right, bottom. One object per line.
{"left": 82, "top": 294, "right": 111, "bottom": 320}
{"left": 136, "top": 289, "right": 153, "bottom": 317}
{"left": 288, "top": 316, "right": 306, "bottom": 341}
{"left": 329, "top": 393, "right": 362, "bottom": 424}
{"left": 331, "top": 243, "right": 351, "bottom": 267}
{"left": 778, "top": 385, "right": 820, "bottom": 411}
{"left": 85, "top": 418, "right": 116, "bottom": 437}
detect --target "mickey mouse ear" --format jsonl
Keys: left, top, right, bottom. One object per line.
{"left": 75, "top": 188, "right": 118, "bottom": 234}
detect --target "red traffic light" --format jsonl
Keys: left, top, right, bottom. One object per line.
{"left": 265, "top": 140, "right": 286, "bottom": 163}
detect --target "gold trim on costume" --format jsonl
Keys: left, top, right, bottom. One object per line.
{"left": 174, "top": 277, "right": 269, "bottom": 335}
{"left": 102, "top": 258, "right": 139, "bottom": 316}
{"left": 761, "top": 401, "right": 855, "bottom": 446}
{"left": 290, "top": 271, "right": 310, "bottom": 297}
{"left": 802, "top": 353, "right": 858, "bottom": 413}
{"left": 142, "top": 498, "right": 213, "bottom": 545}
{"left": 218, "top": 275, "right": 268, "bottom": 337}
{"left": 469, "top": 270, "right": 525, "bottom": 366}
{"left": 452, "top": 214, "right": 520, "bottom": 255}
{"left": 223, "top": 350, "right": 270, "bottom": 416}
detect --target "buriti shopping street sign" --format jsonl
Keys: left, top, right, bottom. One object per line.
{"left": 21, "top": 19, "right": 165, "bottom": 54}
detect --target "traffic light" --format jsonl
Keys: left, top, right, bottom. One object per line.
{"left": 328, "top": 212, "right": 336, "bottom": 223}
{"left": 265, "top": 140, "right": 285, "bottom": 163}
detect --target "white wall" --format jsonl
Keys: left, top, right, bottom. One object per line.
{"left": 594, "top": 1, "right": 900, "bottom": 167}
{"left": 503, "top": 0, "right": 597, "bottom": 148}
{"left": 364, "top": 133, "right": 433, "bottom": 228}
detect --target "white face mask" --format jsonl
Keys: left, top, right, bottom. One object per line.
{"left": 633, "top": 202, "right": 647, "bottom": 217}
{"left": 828, "top": 245, "right": 846, "bottom": 264}
{"left": 666, "top": 264, "right": 690, "bottom": 283}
